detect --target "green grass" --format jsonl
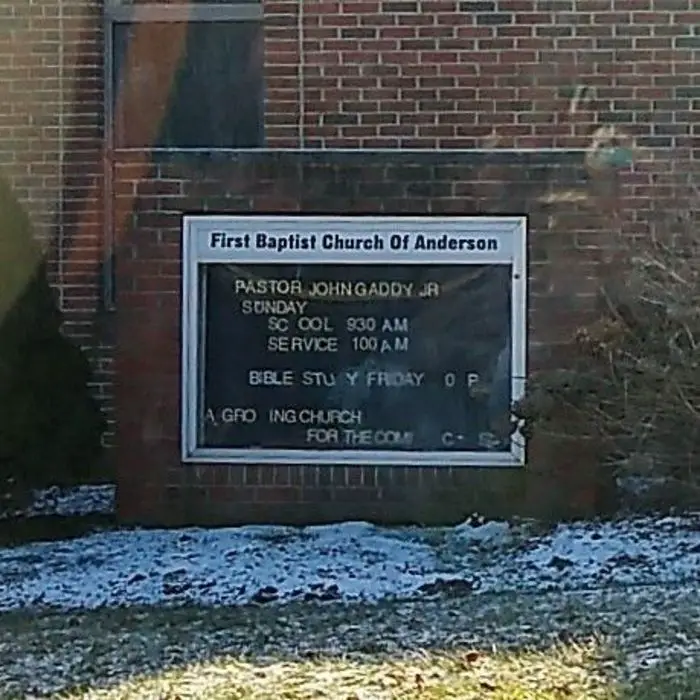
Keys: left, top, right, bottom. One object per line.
{"left": 1, "top": 582, "right": 699, "bottom": 699}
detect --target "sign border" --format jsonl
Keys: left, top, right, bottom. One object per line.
{"left": 181, "top": 215, "right": 527, "bottom": 467}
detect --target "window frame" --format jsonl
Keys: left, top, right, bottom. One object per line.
{"left": 103, "top": 1, "right": 264, "bottom": 152}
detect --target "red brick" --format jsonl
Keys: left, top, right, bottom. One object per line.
{"left": 209, "top": 487, "right": 257, "bottom": 504}
{"left": 2, "top": 0, "right": 689, "bottom": 524}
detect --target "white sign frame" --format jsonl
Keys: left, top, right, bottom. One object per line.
{"left": 181, "top": 215, "right": 527, "bottom": 467}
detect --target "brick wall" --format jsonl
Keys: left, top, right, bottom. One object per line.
{"left": 2, "top": 0, "right": 696, "bottom": 293}
{"left": 0, "top": 0, "right": 103, "bottom": 309}
{"left": 266, "top": 0, "right": 700, "bottom": 150}
{"left": 1, "top": 0, "right": 698, "bottom": 516}
{"left": 112, "top": 149, "right": 644, "bottom": 525}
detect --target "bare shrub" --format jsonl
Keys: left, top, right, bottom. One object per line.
{"left": 515, "top": 132, "right": 700, "bottom": 511}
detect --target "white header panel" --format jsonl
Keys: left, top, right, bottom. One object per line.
{"left": 184, "top": 215, "right": 522, "bottom": 265}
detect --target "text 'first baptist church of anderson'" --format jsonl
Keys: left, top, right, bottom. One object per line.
{"left": 208, "top": 230, "right": 502, "bottom": 253}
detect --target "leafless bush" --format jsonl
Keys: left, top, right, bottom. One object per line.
{"left": 516, "top": 133, "right": 700, "bottom": 510}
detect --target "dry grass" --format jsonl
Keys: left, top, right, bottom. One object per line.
{"left": 57, "top": 641, "right": 617, "bottom": 700}
{"left": 1, "top": 583, "right": 699, "bottom": 699}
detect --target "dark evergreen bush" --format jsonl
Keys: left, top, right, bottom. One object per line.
{"left": 0, "top": 174, "right": 105, "bottom": 492}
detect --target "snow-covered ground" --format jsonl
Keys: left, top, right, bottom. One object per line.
{"left": 0, "top": 484, "right": 115, "bottom": 520}
{"left": 0, "top": 484, "right": 699, "bottom": 611}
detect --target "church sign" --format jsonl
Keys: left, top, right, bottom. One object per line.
{"left": 181, "top": 215, "right": 527, "bottom": 467}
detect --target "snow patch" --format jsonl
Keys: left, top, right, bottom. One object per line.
{"left": 625, "top": 638, "right": 700, "bottom": 678}
{"left": 454, "top": 519, "right": 516, "bottom": 547}
{"left": 0, "top": 514, "right": 698, "bottom": 612}
{"left": 0, "top": 484, "right": 115, "bottom": 520}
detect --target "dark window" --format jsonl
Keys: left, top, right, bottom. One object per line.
{"left": 111, "top": 20, "right": 263, "bottom": 148}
